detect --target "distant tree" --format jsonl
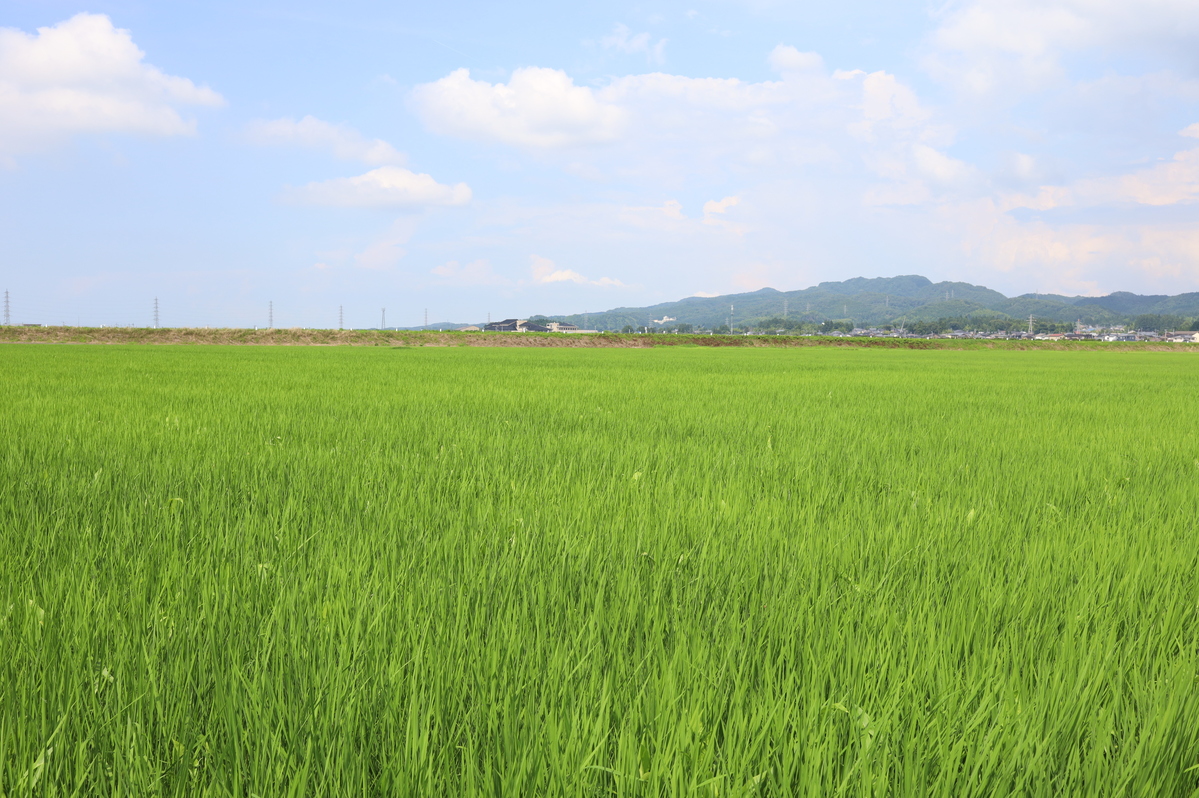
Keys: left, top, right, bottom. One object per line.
{"left": 676, "top": 323, "right": 694, "bottom": 334}
{"left": 1133, "top": 314, "right": 1186, "bottom": 332}
{"left": 621, "top": 325, "right": 635, "bottom": 333}
{"left": 713, "top": 324, "right": 731, "bottom": 335}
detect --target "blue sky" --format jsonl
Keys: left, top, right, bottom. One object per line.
{"left": 3, "top": 0, "right": 1199, "bottom": 328}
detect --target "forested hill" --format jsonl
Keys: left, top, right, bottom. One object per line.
{"left": 545, "top": 275, "right": 1199, "bottom": 330}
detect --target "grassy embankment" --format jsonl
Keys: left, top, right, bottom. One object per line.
{"left": 2, "top": 345, "right": 1197, "bottom": 795}
{"left": 2, "top": 324, "right": 1195, "bottom": 350}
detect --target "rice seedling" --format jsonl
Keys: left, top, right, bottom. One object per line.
{"left": 1, "top": 344, "right": 1196, "bottom": 796}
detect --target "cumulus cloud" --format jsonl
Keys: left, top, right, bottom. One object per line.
{"left": 0, "top": 13, "right": 223, "bottom": 158}
{"left": 530, "top": 255, "right": 624, "bottom": 286}
{"left": 245, "top": 116, "right": 405, "bottom": 165}
{"left": 404, "top": 37, "right": 1199, "bottom": 296}
{"left": 409, "top": 56, "right": 948, "bottom": 189}
{"left": 283, "top": 166, "right": 471, "bottom": 208}
{"left": 410, "top": 67, "right": 626, "bottom": 147}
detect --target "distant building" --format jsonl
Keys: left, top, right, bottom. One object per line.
{"left": 484, "top": 319, "right": 580, "bottom": 332}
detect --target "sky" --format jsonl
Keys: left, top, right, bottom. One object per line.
{"left": 2, "top": 0, "right": 1199, "bottom": 328}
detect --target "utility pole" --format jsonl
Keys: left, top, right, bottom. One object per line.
{"left": 381, "top": 308, "right": 386, "bottom": 329}
{"left": 424, "top": 308, "right": 428, "bottom": 329}
{"left": 268, "top": 301, "right": 273, "bottom": 329}
{"left": 2, "top": 290, "right": 9, "bottom": 326}
{"left": 153, "top": 297, "right": 159, "bottom": 328}
{"left": 338, "top": 305, "right": 343, "bottom": 330}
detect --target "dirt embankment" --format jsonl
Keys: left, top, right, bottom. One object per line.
{"left": 0, "top": 326, "right": 1194, "bottom": 351}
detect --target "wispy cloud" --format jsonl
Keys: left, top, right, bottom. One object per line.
{"left": 245, "top": 116, "right": 405, "bottom": 165}
{"left": 282, "top": 166, "right": 471, "bottom": 208}
{"left": 601, "top": 23, "right": 668, "bottom": 64}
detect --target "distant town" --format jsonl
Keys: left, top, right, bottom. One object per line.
{"left": 461, "top": 317, "right": 1199, "bottom": 343}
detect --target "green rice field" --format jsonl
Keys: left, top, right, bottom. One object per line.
{"left": 2, "top": 344, "right": 1198, "bottom": 796}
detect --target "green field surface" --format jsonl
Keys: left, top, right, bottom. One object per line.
{"left": 2, "top": 345, "right": 1197, "bottom": 796}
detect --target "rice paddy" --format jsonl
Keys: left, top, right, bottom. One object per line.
{"left": 2, "top": 344, "right": 1198, "bottom": 796}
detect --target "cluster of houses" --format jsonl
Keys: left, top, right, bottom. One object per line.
{"left": 460, "top": 317, "right": 1199, "bottom": 342}
{"left": 834, "top": 328, "right": 1199, "bottom": 342}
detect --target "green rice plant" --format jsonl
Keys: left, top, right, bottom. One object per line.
{"left": 0, "top": 345, "right": 1197, "bottom": 796}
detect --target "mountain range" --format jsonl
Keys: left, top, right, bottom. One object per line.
{"left": 535, "top": 276, "right": 1199, "bottom": 330}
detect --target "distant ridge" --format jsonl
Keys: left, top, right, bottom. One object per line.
{"left": 540, "top": 275, "right": 1199, "bottom": 330}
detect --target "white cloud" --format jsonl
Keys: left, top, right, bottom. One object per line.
{"left": 410, "top": 68, "right": 626, "bottom": 147}
{"left": 530, "top": 254, "right": 625, "bottom": 287}
{"left": 406, "top": 41, "right": 1199, "bottom": 297}
{"left": 245, "top": 116, "right": 405, "bottom": 165}
{"left": 999, "top": 128, "right": 1199, "bottom": 211}
{"left": 926, "top": 0, "right": 1199, "bottom": 95}
{"left": 0, "top": 13, "right": 223, "bottom": 158}
{"left": 283, "top": 166, "right": 471, "bottom": 208}
{"left": 431, "top": 258, "right": 508, "bottom": 285}
{"left": 703, "top": 195, "right": 740, "bottom": 215}
{"left": 768, "top": 45, "right": 823, "bottom": 74}
{"left": 702, "top": 195, "right": 748, "bottom": 234}
{"left": 602, "top": 24, "right": 668, "bottom": 64}
{"left": 410, "top": 55, "right": 948, "bottom": 193}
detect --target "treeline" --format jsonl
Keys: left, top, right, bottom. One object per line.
{"left": 583, "top": 313, "right": 1198, "bottom": 335}
{"left": 1131, "top": 314, "right": 1197, "bottom": 331}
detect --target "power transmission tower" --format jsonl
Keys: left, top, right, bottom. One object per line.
{"left": 153, "top": 297, "right": 159, "bottom": 328}
{"left": 339, "top": 305, "right": 343, "bottom": 330}
{"left": 1028, "top": 315, "right": 1034, "bottom": 335}
{"left": 3, "top": 290, "right": 9, "bottom": 326}
{"left": 268, "top": 301, "right": 273, "bottom": 329}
